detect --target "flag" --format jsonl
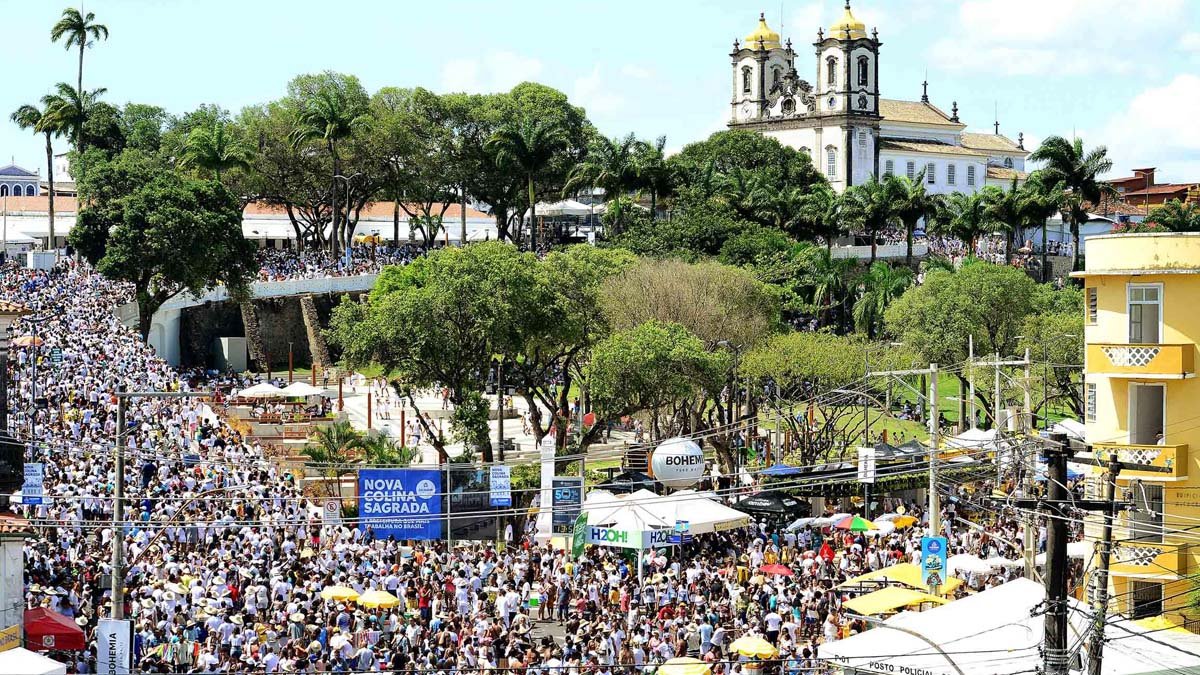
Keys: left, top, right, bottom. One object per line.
{"left": 819, "top": 541, "right": 835, "bottom": 563}
{"left": 572, "top": 512, "right": 588, "bottom": 557}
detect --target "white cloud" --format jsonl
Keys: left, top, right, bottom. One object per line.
{"left": 572, "top": 66, "right": 626, "bottom": 117}
{"left": 1097, "top": 74, "right": 1200, "bottom": 181}
{"left": 620, "top": 64, "right": 654, "bottom": 80}
{"left": 438, "top": 51, "right": 543, "bottom": 93}
{"left": 1180, "top": 32, "right": 1200, "bottom": 52}
{"left": 928, "top": 0, "right": 1185, "bottom": 76}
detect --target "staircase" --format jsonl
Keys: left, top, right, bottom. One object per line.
{"left": 299, "top": 294, "right": 331, "bottom": 370}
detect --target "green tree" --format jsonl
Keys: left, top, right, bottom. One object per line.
{"left": 887, "top": 171, "right": 942, "bottom": 267}
{"left": 936, "top": 191, "right": 994, "bottom": 254}
{"left": 179, "top": 118, "right": 252, "bottom": 183}
{"left": 50, "top": 7, "right": 108, "bottom": 151}
{"left": 119, "top": 103, "right": 169, "bottom": 153}
{"left": 603, "top": 199, "right": 747, "bottom": 260}
{"left": 795, "top": 183, "right": 843, "bottom": 249}
{"left": 718, "top": 225, "right": 794, "bottom": 267}
{"left": 487, "top": 114, "right": 569, "bottom": 251}
{"left": 841, "top": 176, "right": 897, "bottom": 264}
{"left": 304, "top": 420, "right": 364, "bottom": 500}
{"left": 10, "top": 102, "right": 67, "bottom": 249}
{"left": 1030, "top": 136, "right": 1116, "bottom": 271}
{"left": 360, "top": 433, "right": 419, "bottom": 466}
{"left": 1146, "top": 199, "right": 1200, "bottom": 232}
{"left": 634, "top": 135, "right": 674, "bottom": 217}
{"left": 853, "top": 261, "right": 914, "bottom": 338}
{"left": 41, "top": 82, "right": 106, "bottom": 159}
{"left": 70, "top": 152, "right": 257, "bottom": 339}
{"left": 563, "top": 133, "right": 642, "bottom": 232}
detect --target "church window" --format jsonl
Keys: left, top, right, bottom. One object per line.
{"left": 884, "top": 160, "right": 894, "bottom": 177}
{"left": 0, "top": 185, "right": 7, "bottom": 197}
{"left": 1004, "top": 156, "right": 1014, "bottom": 168}
{"left": 906, "top": 161, "right": 915, "bottom": 180}
{"left": 24, "top": 185, "right": 34, "bottom": 196}
{"left": 742, "top": 67, "right": 752, "bottom": 94}
{"left": 967, "top": 165, "right": 976, "bottom": 186}
{"left": 771, "top": 67, "right": 783, "bottom": 92}
{"left": 782, "top": 98, "right": 796, "bottom": 114}
{"left": 947, "top": 164, "right": 956, "bottom": 185}
{"left": 826, "top": 146, "right": 837, "bottom": 178}
{"left": 927, "top": 163, "right": 936, "bottom": 184}
{"left": 827, "top": 57, "right": 838, "bottom": 88}
{"left": 858, "top": 56, "right": 869, "bottom": 86}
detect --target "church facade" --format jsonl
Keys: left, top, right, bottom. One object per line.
{"left": 729, "top": 3, "right": 1028, "bottom": 194}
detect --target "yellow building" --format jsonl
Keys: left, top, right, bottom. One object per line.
{"left": 1079, "top": 233, "right": 1200, "bottom": 623}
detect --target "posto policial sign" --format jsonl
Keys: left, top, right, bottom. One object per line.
{"left": 650, "top": 437, "right": 705, "bottom": 488}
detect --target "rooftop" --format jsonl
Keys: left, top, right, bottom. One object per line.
{"left": 0, "top": 164, "right": 37, "bottom": 178}
{"left": 961, "top": 132, "right": 1024, "bottom": 154}
{"left": 986, "top": 167, "right": 1029, "bottom": 181}
{"left": 879, "top": 99, "right": 961, "bottom": 127}
{"left": 1122, "top": 183, "right": 1197, "bottom": 197}
{"left": 879, "top": 139, "right": 986, "bottom": 157}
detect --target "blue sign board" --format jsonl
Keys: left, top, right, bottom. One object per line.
{"left": 920, "top": 536, "right": 948, "bottom": 588}
{"left": 358, "top": 469, "right": 443, "bottom": 540}
{"left": 669, "top": 519, "right": 692, "bottom": 544}
{"left": 551, "top": 477, "right": 584, "bottom": 534}
{"left": 489, "top": 466, "right": 512, "bottom": 507}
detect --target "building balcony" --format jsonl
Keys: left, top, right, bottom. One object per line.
{"left": 1092, "top": 442, "right": 1187, "bottom": 481}
{"left": 1087, "top": 343, "right": 1195, "bottom": 379}
{"left": 1110, "top": 540, "right": 1187, "bottom": 579}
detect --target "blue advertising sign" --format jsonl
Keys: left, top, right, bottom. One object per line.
{"left": 489, "top": 466, "right": 512, "bottom": 507}
{"left": 551, "top": 477, "right": 584, "bottom": 534}
{"left": 920, "top": 536, "right": 948, "bottom": 588}
{"left": 669, "top": 519, "right": 692, "bottom": 544}
{"left": 358, "top": 469, "right": 442, "bottom": 540}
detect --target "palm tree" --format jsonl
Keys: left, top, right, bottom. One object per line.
{"left": 290, "top": 87, "right": 369, "bottom": 254}
{"left": 304, "top": 420, "right": 365, "bottom": 501}
{"left": 853, "top": 261, "right": 914, "bottom": 338}
{"left": 487, "top": 115, "right": 569, "bottom": 252}
{"left": 180, "top": 119, "right": 252, "bottom": 182}
{"left": 50, "top": 7, "right": 108, "bottom": 151}
{"left": 360, "top": 434, "right": 419, "bottom": 466}
{"left": 1146, "top": 199, "right": 1200, "bottom": 232}
{"left": 887, "top": 171, "right": 943, "bottom": 267}
{"left": 1029, "top": 136, "right": 1116, "bottom": 271}
{"left": 10, "top": 102, "right": 67, "bottom": 249}
{"left": 982, "top": 181, "right": 1022, "bottom": 264}
{"left": 634, "top": 135, "right": 674, "bottom": 218}
{"left": 805, "top": 246, "right": 856, "bottom": 329}
{"left": 937, "top": 191, "right": 995, "bottom": 254}
{"left": 563, "top": 133, "right": 641, "bottom": 232}
{"left": 841, "top": 177, "right": 896, "bottom": 263}
{"left": 796, "top": 183, "right": 843, "bottom": 250}
{"left": 41, "top": 82, "right": 106, "bottom": 155}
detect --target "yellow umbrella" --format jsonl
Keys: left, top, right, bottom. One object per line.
{"left": 319, "top": 585, "right": 360, "bottom": 602}
{"left": 12, "top": 336, "right": 44, "bottom": 348}
{"left": 660, "top": 657, "right": 712, "bottom": 675}
{"left": 729, "top": 635, "right": 778, "bottom": 659}
{"left": 357, "top": 589, "right": 401, "bottom": 609}
{"left": 891, "top": 515, "right": 919, "bottom": 529}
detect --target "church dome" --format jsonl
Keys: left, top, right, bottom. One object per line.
{"left": 829, "top": 1, "right": 867, "bottom": 39}
{"left": 744, "top": 13, "right": 781, "bottom": 50}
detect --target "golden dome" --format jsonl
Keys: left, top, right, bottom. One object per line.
{"left": 830, "top": 1, "right": 867, "bottom": 39}
{"left": 744, "top": 13, "right": 782, "bottom": 50}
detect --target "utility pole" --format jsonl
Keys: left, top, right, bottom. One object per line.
{"left": 1088, "top": 453, "right": 1119, "bottom": 675}
{"left": 928, "top": 363, "right": 940, "bottom": 538}
{"left": 1043, "top": 433, "right": 1071, "bottom": 675}
{"left": 1023, "top": 349, "right": 1037, "bottom": 580}
{"left": 863, "top": 346, "right": 871, "bottom": 446}
{"left": 993, "top": 350, "right": 1002, "bottom": 433}
{"left": 110, "top": 386, "right": 126, "bottom": 620}
{"left": 496, "top": 359, "right": 505, "bottom": 462}
{"left": 968, "top": 335, "right": 975, "bottom": 429}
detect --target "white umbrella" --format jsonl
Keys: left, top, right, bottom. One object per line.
{"left": 281, "top": 382, "right": 324, "bottom": 397}
{"left": 237, "top": 383, "right": 285, "bottom": 398}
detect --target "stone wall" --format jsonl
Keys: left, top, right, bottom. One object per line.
{"left": 178, "top": 292, "right": 360, "bottom": 370}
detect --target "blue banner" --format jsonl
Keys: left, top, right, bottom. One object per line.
{"left": 920, "top": 536, "right": 948, "bottom": 588}
{"left": 359, "top": 469, "right": 443, "bottom": 540}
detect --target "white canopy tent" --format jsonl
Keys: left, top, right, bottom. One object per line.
{"left": 641, "top": 489, "right": 753, "bottom": 534}
{"left": 281, "top": 382, "right": 325, "bottom": 397}
{"left": 0, "top": 648, "right": 67, "bottom": 675}
{"left": 821, "top": 577, "right": 1200, "bottom": 675}
{"left": 1051, "top": 418, "right": 1087, "bottom": 441}
{"left": 525, "top": 200, "right": 593, "bottom": 218}
{"left": 237, "top": 383, "right": 286, "bottom": 398}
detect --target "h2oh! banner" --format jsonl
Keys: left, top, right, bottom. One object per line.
{"left": 359, "top": 469, "right": 443, "bottom": 540}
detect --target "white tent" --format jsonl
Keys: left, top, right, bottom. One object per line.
{"left": 943, "top": 427, "right": 997, "bottom": 451}
{"left": 281, "top": 382, "right": 324, "bottom": 397}
{"left": 1050, "top": 418, "right": 1087, "bottom": 441}
{"left": 0, "top": 648, "right": 67, "bottom": 675}
{"left": 525, "top": 200, "right": 593, "bottom": 218}
{"left": 644, "top": 489, "right": 752, "bottom": 534}
{"left": 237, "top": 383, "right": 285, "bottom": 398}
{"left": 820, "top": 577, "right": 1200, "bottom": 674}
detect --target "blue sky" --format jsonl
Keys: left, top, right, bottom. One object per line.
{"left": 3, "top": 0, "right": 1199, "bottom": 182}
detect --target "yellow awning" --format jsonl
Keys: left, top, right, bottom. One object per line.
{"left": 836, "top": 562, "right": 964, "bottom": 595}
{"left": 842, "top": 586, "right": 950, "bottom": 615}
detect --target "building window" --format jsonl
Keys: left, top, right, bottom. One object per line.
{"left": 967, "top": 165, "right": 976, "bottom": 186}
{"left": 884, "top": 160, "right": 894, "bottom": 177}
{"left": 1004, "top": 156, "right": 1014, "bottom": 168}
{"left": 826, "top": 146, "right": 837, "bottom": 178}
{"left": 857, "top": 56, "right": 869, "bottom": 86}
{"left": 947, "top": 164, "right": 956, "bottom": 185}
{"left": 782, "top": 98, "right": 795, "bottom": 114}
{"left": 0, "top": 185, "right": 7, "bottom": 197}
{"left": 1086, "top": 382, "right": 1097, "bottom": 423}
{"left": 741, "top": 67, "right": 752, "bottom": 94}
{"left": 827, "top": 57, "right": 837, "bottom": 88}
{"left": 1131, "top": 582, "right": 1163, "bottom": 620}
{"left": 24, "top": 185, "right": 34, "bottom": 196}
{"left": 1130, "top": 484, "right": 1164, "bottom": 544}
{"left": 1086, "top": 287, "right": 1098, "bottom": 324}
{"left": 906, "top": 161, "right": 915, "bottom": 180}
{"left": 926, "top": 163, "right": 936, "bottom": 184}
{"left": 1128, "top": 284, "right": 1162, "bottom": 344}
{"left": 771, "top": 67, "right": 782, "bottom": 92}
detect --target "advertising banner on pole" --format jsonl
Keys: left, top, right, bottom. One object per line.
{"left": 489, "top": 465, "right": 512, "bottom": 507}
{"left": 857, "top": 447, "right": 876, "bottom": 484}
{"left": 358, "top": 469, "right": 443, "bottom": 540}
{"left": 920, "top": 536, "right": 948, "bottom": 589}
{"left": 22, "top": 462, "right": 43, "bottom": 505}
{"left": 551, "top": 476, "right": 584, "bottom": 534}
{"left": 572, "top": 512, "right": 588, "bottom": 557}
{"left": 97, "top": 618, "right": 133, "bottom": 675}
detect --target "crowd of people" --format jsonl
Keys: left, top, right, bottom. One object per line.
{"left": 255, "top": 245, "right": 421, "bottom": 282}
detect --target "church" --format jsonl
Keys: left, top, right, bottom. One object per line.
{"left": 729, "top": 2, "right": 1028, "bottom": 194}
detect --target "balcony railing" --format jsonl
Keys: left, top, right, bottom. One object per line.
{"left": 1092, "top": 442, "right": 1187, "bottom": 481}
{"left": 1087, "top": 343, "right": 1195, "bottom": 378}
{"left": 1110, "top": 540, "right": 1187, "bottom": 578}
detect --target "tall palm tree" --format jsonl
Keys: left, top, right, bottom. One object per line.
{"left": 887, "top": 171, "right": 943, "bottom": 267}
{"left": 361, "top": 434, "right": 419, "bottom": 466}
{"left": 290, "top": 86, "right": 369, "bottom": 254}
{"left": 563, "top": 133, "right": 641, "bottom": 232}
{"left": 1146, "top": 199, "right": 1200, "bottom": 232}
{"left": 634, "top": 135, "right": 674, "bottom": 217}
{"left": 841, "top": 177, "right": 896, "bottom": 264}
{"left": 180, "top": 119, "right": 252, "bottom": 182}
{"left": 487, "top": 115, "right": 568, "bottom": 252}
{"left": 41, "top": 82, "right": 105, "bottom": 155}
{"left": 1029, "top": 136, "right": 1116, "bottom": 271}
{"left": 805, "top": 246, "right": 856, "bottom": 329}
{"left": 982, "top": 181, "right": 1022, "bottom": 264}
{"left": 304, "top": 420, "right": 365, "bottom": 501}
{"left": 937, "top": 191, "right": 994, "bottom": 254}
{"left": 50, "top": 7, "right": 108, "bottom": 151}
{"left": 853, "top": 261, "right": 914, "bottom": 338}
{"left": 10, "top": 102, "right": 67, "bottom": 249}
{"left": 796, "top": 183, "right": 843, "bottom": 250}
